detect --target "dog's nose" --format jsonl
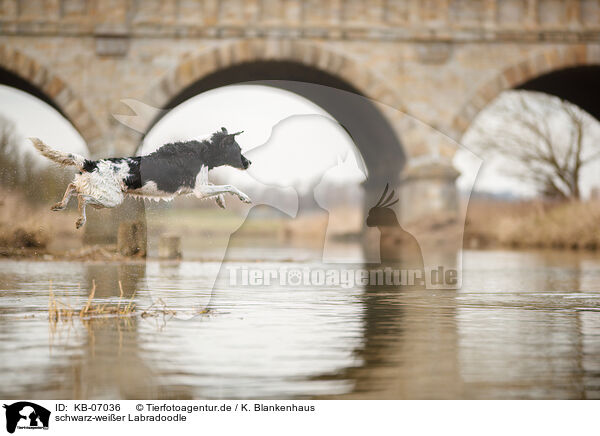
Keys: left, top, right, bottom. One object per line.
{"left": 243, "top": 158, "right": 251, "bottom": 169}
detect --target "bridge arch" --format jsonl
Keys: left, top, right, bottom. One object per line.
{"left": 450, "top": 45, "right": 600, "bottom": 139}
{"left": 0, "top": 45, "right": 101, "bottom": 154}
{"left": 147, "top": 39, "right": 405, "bottom": 115}
{"left": 143, "top": 39, "right": 408, "bottom": 189}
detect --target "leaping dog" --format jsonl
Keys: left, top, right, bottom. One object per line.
{"left": 30, "top": 127, "right": 252, "bottom": 229}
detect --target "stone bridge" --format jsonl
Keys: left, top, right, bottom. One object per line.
{"left": 1, "top": 0, "right": 599, "bottom": 240}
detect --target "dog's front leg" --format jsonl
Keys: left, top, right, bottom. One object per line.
{"left": 214, "top": 193, "right": 226, "bottom": 209}
{"left": 207, "top": 183, "right": 226, "bottom": 208}
{"left": 197, "top": 166, "right": 226, "bottom": 208}
{"left": 75, "top": 195, "right": 88, "bottom": 229}
{"left": 51, "top": 183, "right": 77, "bottom": 211}
{"left": 194, "top": 184, "right": 251, "bottom": 204}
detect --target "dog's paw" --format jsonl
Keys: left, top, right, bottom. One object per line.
{"left": 75, "top": 218, "right": 86, "bottom": 229}
{"left": 215, "top": 194, "right": 226, "bottom": 209}
{"left": 51, "top": 203, "right": 65, "bottom": 211}
{"left": 238, "top": 194, "right": 251, "bottom": 204}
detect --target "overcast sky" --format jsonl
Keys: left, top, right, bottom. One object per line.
{"left": 0, "top": 85, "right": 88, "bottom": 162}
{"left": 1, "top": 83, "right": 598, "bottom": 199}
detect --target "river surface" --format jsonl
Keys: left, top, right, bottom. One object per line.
{"left": 0, "top": 248, "right": 599, "bottom": 399}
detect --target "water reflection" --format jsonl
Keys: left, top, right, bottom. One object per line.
{"left": 314, "top": 263, "right": 464, "bottom": 399}
{"left": 0, "top": 248, "right": 599, "bottom": 399}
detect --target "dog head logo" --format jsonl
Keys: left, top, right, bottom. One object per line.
{"left": 3, "top": 402, "right": 50, "bottom": 434}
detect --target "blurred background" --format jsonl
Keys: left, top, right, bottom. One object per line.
{"left": 1, "top": 1, "right": 600, "bottom": 400}
{"left": 0, "top": 1, "right": 599, "bottom": 257}
{"left": 2, "top": 81, "right": 600, "bottom": 256}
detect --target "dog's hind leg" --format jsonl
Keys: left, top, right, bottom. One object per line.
{"left": 51, "top": 183, "right": 77, "bottom": 211}
{"left": 75, "top": 195, "right": 111, "bottom": 229}
{"left": 75, "top": 195, "right": 88, "bottom": 229}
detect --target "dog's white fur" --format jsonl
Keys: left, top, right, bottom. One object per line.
{"left": 30, "top": 138, "right": 251, "bottom": 229}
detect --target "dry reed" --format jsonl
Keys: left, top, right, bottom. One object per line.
{"left": 48, "top": 280, "right": 209, "bottom": 326}
{"left": 48, "top": 280, "right": 137, "bottom": 324}
{"left": 464, "top": 199, "right": 600, "bottom": 250}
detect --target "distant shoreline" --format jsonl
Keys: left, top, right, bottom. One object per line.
{"left": 463, "top": 199, "right": 600, "bottom": 252}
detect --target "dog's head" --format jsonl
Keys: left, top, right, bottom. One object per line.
{"left": 209, "top": 127, "right": 251, "bottom": 170}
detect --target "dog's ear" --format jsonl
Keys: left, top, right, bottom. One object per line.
{"left": 221, "top": 127, "right": 228, "bottom": 134}
{"left": 220, "top": 134, "right": 234, "bottom": 148}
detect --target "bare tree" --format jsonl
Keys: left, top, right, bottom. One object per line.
{"left": 0, "top": 115, "right": 74, "bottom": 202}
{"left": 470, "top": 91, "right": 599, "bottom": 200}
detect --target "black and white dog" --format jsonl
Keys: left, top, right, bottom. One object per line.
{"left": 30, "top": 127, "right": 252, "bottom": 229}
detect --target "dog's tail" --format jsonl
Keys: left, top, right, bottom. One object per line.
{"left": 29, "top": 138, "right": 87, "bottom": 169}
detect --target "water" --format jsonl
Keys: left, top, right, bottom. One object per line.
{"left": 0, "top": 248, "right": 599, "bottom": 399}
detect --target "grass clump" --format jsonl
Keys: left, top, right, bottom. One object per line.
{"left": 48, "top": 280, "right": 136, "bottom": 324}
{"left": 48, "top": 280, "right": 210, "bottom": 327}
